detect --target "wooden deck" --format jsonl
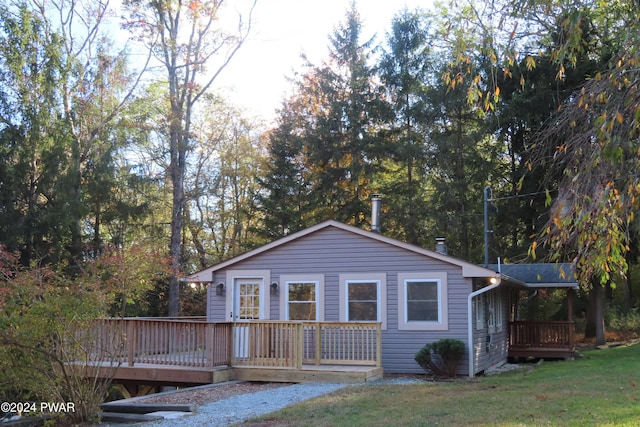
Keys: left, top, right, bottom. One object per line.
{"left": 508, "top": 320, "right": 575, "bottom": 359}
{"left": 77, "top": 318, "right": 383, "bottom": 385}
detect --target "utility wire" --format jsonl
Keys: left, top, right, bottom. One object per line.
{"left": 489, "top": 189, "right": 557, "bottom": 202}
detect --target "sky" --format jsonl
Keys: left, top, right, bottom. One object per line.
{"left": 212, "top": 0, "right": 430, "bottom": 122}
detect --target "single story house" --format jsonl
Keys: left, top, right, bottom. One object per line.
{"left": 187, "top": 220, "right": 577, "bottom": 377}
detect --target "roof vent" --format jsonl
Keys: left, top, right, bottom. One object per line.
{"left": 435, "top": 237, "right": 447, "bottom": 255}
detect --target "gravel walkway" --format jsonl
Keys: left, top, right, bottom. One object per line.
{"left": 145, "top": 382, "right": 351, "bottom": 427}
{"left": 135, "top": 377, "right": 423, "bottom": 427}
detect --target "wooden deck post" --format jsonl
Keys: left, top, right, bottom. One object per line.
{"left": 568, "top": 288, "right": 575, "bottom": 354}
{"left": 376, "top": 322, "right": 382, "bottom": 368}
{"left": 228, "top": 323, "right": 234, "bottom": 367}
{"left": 205, "top": 323, "right": 214, "bottom": 368}
{"left": 567, "top": 288, "right": 575, "bottom": 322}
{"left": 127, "top": 320, "right": 136, "bottom": 367}
{"left": 315, "top": 323, "right": 322, "bottom": 366}
{"left": 296, "top": 323, "right": 303, "bottom": 370}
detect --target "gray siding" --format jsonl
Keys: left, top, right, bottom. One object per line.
{"left": 207, "top": 226, "right": 498, "bottom": 375}
{"left": 471, "top": 288, "right": 510, "bottom": 375}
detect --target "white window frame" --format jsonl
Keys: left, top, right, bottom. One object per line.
{"left": 279, "top": 274, "right": 324, "bottom": 321}
{"left": 397, "top": 272, "right": 448, "bottom": 331}
{"left": 339, "top": 273, "right": 387, "bottom": 330}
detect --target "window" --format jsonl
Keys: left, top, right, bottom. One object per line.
{"left": 398, "top": 272, "right": 448, "bottom": 331}
{"left": 487, "top": 290, "right": 503, "bottom": 332}
{"left": 279, "top": 275, "right": 324, "bottom": 321}
{"left": 406, "top": 280, "right": 439, "bottom": 321}
{"left": 347, "top": 281, "right": 378, "bottom": 321}
{"left": 287, "top": 281, "right": 317, "bottom": 320}
{"left": 339, "top": 273, "right": 387, "bottom": 329}
{"left": 475, "top": 294, "right": 485, "bottom": 330}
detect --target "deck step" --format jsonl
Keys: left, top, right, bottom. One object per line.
{"left": 100, "top": 403, "right": 195, "bottom": 414}
{"left": 100, "top": 412, "right": 165, "bottom": 423}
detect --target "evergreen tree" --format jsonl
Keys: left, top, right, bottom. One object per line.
{"left": 377, "top": 8, "right": 432, "bottom": 244}
{"left": 259, "top": 3, "right": 388, "bottom": 230}
{"left": 426, "top": 56, "right": 497, "bottom": 262}
{"left": 0, "top": 4, "right": 70, "bottom": 266}
{"left": 0, "top": 2, "right": 147, "bottom": 268}
{"left": 255, "top": 99, "right": 314, "bottom": 239}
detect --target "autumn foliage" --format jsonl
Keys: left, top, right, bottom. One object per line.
{"left": 0, "top": 244, "right": 170, "bottom": 422}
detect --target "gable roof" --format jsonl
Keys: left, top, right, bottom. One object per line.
{"left": 487, "top": 263, "right": 578, "bottom": 288}
{"left": 185, "top": 220, "right": 499, "bottom": 282}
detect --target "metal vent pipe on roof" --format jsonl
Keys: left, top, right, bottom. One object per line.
{"left": 435, "top": 237, "right": 447, "bottom": 255}
{"left": 371, "top": 194, "right": 382, "bottom": 233}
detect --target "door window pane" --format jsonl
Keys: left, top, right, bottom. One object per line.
{"left": 239, "top": 283, "right": 260, "bottom": 320}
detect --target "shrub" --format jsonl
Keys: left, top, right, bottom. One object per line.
{"left": 415, "top": 339, "right": 466, "bottom": 378}
{"left": 0, "top": 245, "right": 145, "bottom": 423}
{"left": 606, "top": 306, "right": 640, "bottom": 337}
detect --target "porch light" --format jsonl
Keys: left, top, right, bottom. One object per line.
{"left": 216, "top": 283, "right": 225, "bottom": 296}
{"left": 271, "top": 282, "right": 279, "bottom": 295}
{"left": 489, "top": 277, "right": 498, "bottom": 284}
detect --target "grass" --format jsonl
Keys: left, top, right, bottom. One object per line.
{"left": 240, "top": 342, "right": 640, "bottom": 426}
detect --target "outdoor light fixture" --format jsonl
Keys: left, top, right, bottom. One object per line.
{"left": 216, "top": 283, "right": 225, "bottom": 296}
{"left": 489, "top": 277, "right": 498, "bottom": 284}
{"left": 270, "top": 282, "right": 279, "bottom": 295}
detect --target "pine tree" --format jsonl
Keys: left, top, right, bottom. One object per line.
{"left": 259, "top": 3, "right": 389, "bottom": 230}
{"left": 377, "top": 8, "right": 432, "bottom": 244}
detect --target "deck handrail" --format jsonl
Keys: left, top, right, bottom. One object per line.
{"left": 230, "top": 321, "right": 382, "bottom": 368}
{"left": 301, "top": 322, "right": 382, "bottom": 367}
{"left": 84, "top": 318, "right": 232, "bottom": 368}
{"left": 509, "top": 320, "right": 575, "bottom": 350}
{"left": 83, "top": 318, "right": 382, "bottom": 370}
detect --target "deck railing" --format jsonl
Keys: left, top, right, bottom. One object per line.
{"left": 232, "top": 321, "right": 301, "bottom": 368}
{"left": 509, "top": 320, "right": 575, "bottom": 350}
{"left": 83, "top": 319, "right": 381, "bottom": 370}
{"left": 301, "top": 322, "right": 381, "bottom": 366}
{"left": 230, "top": 321, "right": 382, "bottom": 368}
{"left": 84, "top": 318, "right": 232, "bottom": 368}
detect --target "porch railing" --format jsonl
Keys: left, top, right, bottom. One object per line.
{"left": 302, "top": 322, "right": 381, "bottom": 366}
{"left": 83, "top": 319, "right": 381, "bottom": 369}
{"left": 509, "top": 320, "right": 575, "bottom": 350}
{"left": 231, "top": 321, "right": 382, "bottom": 368}
{"left": 84, "top": 318, "right": 232, "bottom": 368}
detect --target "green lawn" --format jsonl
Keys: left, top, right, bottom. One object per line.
{"left": 241, "top": 342, "right": 640, "bottom": 426}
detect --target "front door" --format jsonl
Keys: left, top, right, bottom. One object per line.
{"left": 233, "top": 278, "right": 264, "bottom": 358}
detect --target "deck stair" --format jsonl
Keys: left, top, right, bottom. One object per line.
{"left": 100, "top": 402, "right": 195, "bottom": 423}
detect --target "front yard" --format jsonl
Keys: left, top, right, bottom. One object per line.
{"left": 242, "top": 341, "right": 640, "bottom": 426}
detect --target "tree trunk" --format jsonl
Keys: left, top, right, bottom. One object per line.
{"left": 584, "top": 281, "right": 605, "bottom": 345}
{"left": 624, "top": 250, "right": 634, "bottom": 308}
{"left": 168, "top": 120, "right": 185, "bottom": 317}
